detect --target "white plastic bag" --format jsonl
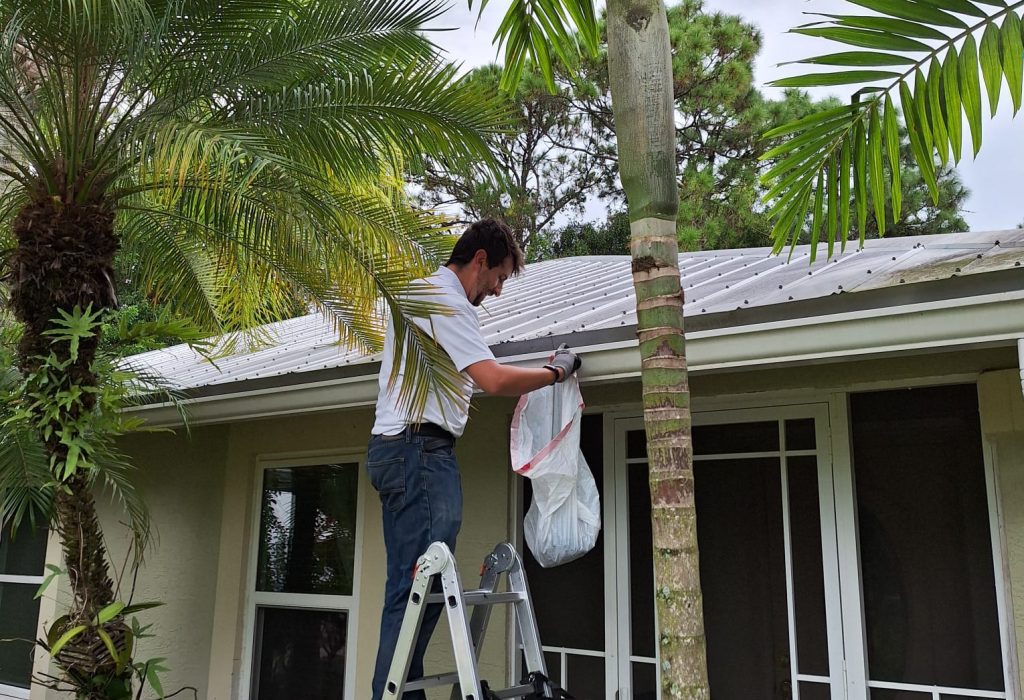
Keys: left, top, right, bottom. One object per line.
{"left": 511, "top": 376, "right": 600, "bottom": 567}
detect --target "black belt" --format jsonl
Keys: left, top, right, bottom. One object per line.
{"left": 404, "top": 423, "right": 455, "bottom": 442}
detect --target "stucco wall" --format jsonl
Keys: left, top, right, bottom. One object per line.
{"left": 202, "top": 399, "right": 521, "bottom": 700}
{"left": 979, "top": 369, "right": 1024, "bottom": 695}
{"left": 34, "top": 344, "right": 1024, "bottom": 700}
{"left": 40, "top": 425, "right": 230, "bottom": 700}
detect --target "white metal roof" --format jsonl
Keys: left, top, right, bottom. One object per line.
{"left": 128, "top": 229, "right": 1024, "bottom": 393}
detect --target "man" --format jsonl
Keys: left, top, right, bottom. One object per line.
{"left": 367, "top": 218, "right": 581, "bottom": 700}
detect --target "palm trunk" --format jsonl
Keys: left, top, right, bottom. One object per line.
{"left": 606, "top": 0, "right": 711, "bottom": 697}
{"left": 7, "top": 196, "right": 125, "bottom": 690}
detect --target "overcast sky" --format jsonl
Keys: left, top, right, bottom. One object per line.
{"left": 429, "top": 0, "right": 1024, "bottom": 233}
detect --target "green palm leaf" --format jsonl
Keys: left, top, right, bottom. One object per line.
{"left": 487, "top": 0, "right": 600, "bottom": 91}
{"left": 763, "top": 0, "right": 1024, "bottom": 252}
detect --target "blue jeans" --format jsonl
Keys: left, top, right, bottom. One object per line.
{"left": 367, "top": 430, "right": 462, "bottom": 700}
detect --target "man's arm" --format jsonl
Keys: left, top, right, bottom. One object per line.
{"left": 465, "top": 360, "right": 559, "bottom": 397}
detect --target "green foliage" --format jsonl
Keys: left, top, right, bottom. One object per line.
{"left": 534, "top": 211, "right": 632, "bottom": 257}
{"left": 764, "top": 0, "right": 1023, "bottom": 258}
{"left": 523, "top": 1, "right": 968, "bottom": 258}
{"left": 42, "top": 598, "right": 171, "bottom": 700}
{"left": 0, "top": 0, "right": 504, "bottom": 421}
{"left": 0, "top": 306, "right": 205, "bottom": 545}
{"left": 415, "top": 64, "right": 604, "bottom": 259}
{"left": 487, "top": 0, "right": 600, "bottom": 92}
{"left": 0, "top": 306, "right": 205, "bottom": 697}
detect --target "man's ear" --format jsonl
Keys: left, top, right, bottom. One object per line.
{"left": 472, "top": 248, "right": 488, "bottom": 267}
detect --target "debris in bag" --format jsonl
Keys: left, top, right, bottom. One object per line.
{"left": 510, "top": 375, "right": 600, "bottom": 567}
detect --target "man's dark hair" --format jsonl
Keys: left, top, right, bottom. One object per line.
{"left": 446, "top": 218, "right": 525, "bottom": 274}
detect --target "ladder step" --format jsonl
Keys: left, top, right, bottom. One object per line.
{"left": 492, "top": 683, "right": 538, "bottom": 699}
{"left": 405, "top": 674, "right": 536, "bottom": 700}
{"left": 425, "top": 590, "right": 525, "bottom": 606}
{"left": 403, "top": 671, "right": 459, "bottom": 692}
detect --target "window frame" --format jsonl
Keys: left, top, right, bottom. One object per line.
{"left": 0, "top": 525, "right": 47, "bottom": 700}
{"left": 238, "top": 451, "right": 366, "bottom": 700}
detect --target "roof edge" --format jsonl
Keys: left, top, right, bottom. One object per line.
{"left": 129, "top": 289, "right": 1024, "bottom": 427}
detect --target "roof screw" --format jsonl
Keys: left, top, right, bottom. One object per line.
{"left": 892, "top": 256, "right": 897, "bottom": 261}
{"left": 995, "top": 240, "right": 1000, "bottom": 245}
{"left": 744, "top": 300, "right": 749, "bottom": 304}
{"left": 838, "top": 285, "right": 843, "bottom": 290}
{"left": 778, "top": 285, "right": 783, "bottom": 289}
{"left": 701, "top": 308, "right": 706, "bottom": 312}
{"left": 867, "top": 269, "right": 872, "bottom": 274}
{"left": 977, "top": 254, "right": 983, "bottom": 259}
{"left": 899, "top": 278, "right": 905, "bottom": 283}
{"left": 955, "top": 267, "right": 961, "bottom": 273}
{"left": 788, "top": 296, "right": 794, "bottom": 300}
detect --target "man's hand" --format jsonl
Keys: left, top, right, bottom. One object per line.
{"left": 544, "top": 345, "right": 582, "bottom": 383}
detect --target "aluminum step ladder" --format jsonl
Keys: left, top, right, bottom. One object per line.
{"left": 382, "top": 541, "right": 560, "bottom": 700}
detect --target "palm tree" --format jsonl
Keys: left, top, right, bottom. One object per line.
{"left": 487, "top": 0, "right": 712, "bottom": 695}
{"left": 761, "top": 0, "right": 1023, "bottom": 255}
{"left": 0, "top": 0, "right": 496, "bottom": 695}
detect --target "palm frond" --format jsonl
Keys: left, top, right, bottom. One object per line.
{"left": 388, "top": 293, "right": 467, "bottom": 422}
{"left": 487, "top": 0, "right": 600, "bottom": 91}
{"left": 0, "top": 406, "right": 53, "bottom": 534}
{"left": 0, "top": 0, "right": 504, "bottom": 440}
{"left": 217, "top": 57, "right": 501, "bottom": 179}
{"left": 149, "top": 0, "right": 448, "bottom": 99}
{"left": 763, "top": 0, "right": 1024, "bottom": 258}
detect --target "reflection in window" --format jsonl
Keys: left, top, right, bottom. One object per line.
{"left": 852, "top": 385, "right": 1002, "bottom": 692}
{"left": 0, "top": 523, "right": 47, "bottom": 690}
{"left": 253, "top": 607, "right": 347, "bottom": 700}
{"left": 256, "top": 464, "right": 358, "bottom": 596}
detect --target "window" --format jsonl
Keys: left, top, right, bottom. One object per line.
{"left": 850, "top": 384, "right": 1004, "bottom": 698}
{"left": 0, "top": 523, "right": 47, "bottom": 699}
{"left": 245, "top": 458, "right": 362, "bottom": 700}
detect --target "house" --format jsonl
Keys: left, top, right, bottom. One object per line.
{"left": 4, "top": 229, "right": 1024, "bottom": 700}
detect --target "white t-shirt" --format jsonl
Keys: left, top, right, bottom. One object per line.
{"left": 372, "top": 266, "right": 495, "bottom": 437}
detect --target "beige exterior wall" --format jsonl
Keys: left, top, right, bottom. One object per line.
{"left": 36, "top": 344, "right": 1024, "bottom": 700}
{"left": 42, "top": 425, "right": 231, "bottom": 700}
{"left": 199, "top": 398, "right": 519, "bottom": 700}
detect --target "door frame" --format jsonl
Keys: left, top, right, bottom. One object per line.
{"left": 510, "top": 383, "right": 1018, "bottom": 700}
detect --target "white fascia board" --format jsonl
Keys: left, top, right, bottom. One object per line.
{"left": 689, "top": 289, "right": 1024, "bottom": 371}
{"left": 129, "top": 290, "right": 1024, "bottom": 427}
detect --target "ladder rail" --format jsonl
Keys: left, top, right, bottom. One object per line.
{"left": 507, "top": 555, "right": 547, "bottom": 679}
{"left": 382, "top": 560, "right": 435, "bottom": 699}
{"left": 440, "top": 559, "right": 485, "bottom": 699}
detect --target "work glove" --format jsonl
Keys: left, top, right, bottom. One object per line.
{"left": 544, "top": 344, "right": 582, "bottom": 383}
